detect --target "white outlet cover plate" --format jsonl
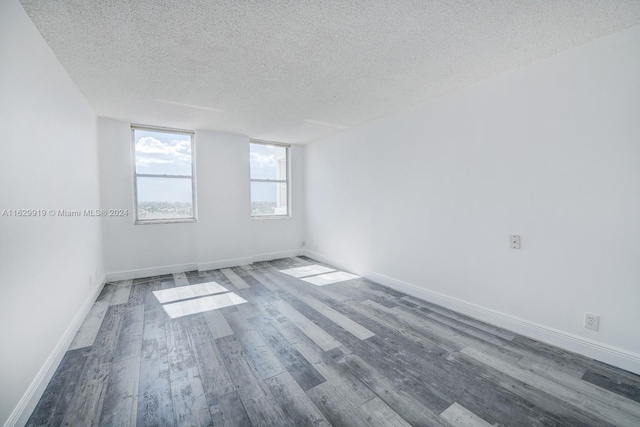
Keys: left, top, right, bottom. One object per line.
{"left": 510, "top": 235, "right": 521, "bottom": 249}
{"left": 585, "top": 313, "right": 600, "bottom": 331}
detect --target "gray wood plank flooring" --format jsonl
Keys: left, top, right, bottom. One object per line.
{"left": 28, "top": 257, "right": 640, "bottom": 426}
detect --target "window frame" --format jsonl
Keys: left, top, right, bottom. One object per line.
{"left": 249, "top": 138, "right": 291, "bottom": 219}
{"left": 131, "top": 124, "right": 197, "bottom": 225}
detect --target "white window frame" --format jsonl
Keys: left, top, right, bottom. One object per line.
{"left": 250, "top": 138, "right": 291, "bottom": 219}
{"left": 131, "top": 124, "right": 197, "bottom": 225}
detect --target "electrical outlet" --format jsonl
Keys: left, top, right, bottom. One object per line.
{"left": 301, "top": 241, "right": 305, "bottom": 248}
{"left": 585, "top": 313, "right": 600, "bottom": 331}
{"left": 510, "top": 235, "right": 521, "bottom": 249}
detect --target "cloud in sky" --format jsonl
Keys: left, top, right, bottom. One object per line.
{"left": 250, "top": 150, "right": 276, "bottom": 168}
{"left": 135, "top": 134, "right": 192, "bottom": 175}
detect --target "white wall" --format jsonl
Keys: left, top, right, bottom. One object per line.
{"left": 0, "top": 1, "right": 104, "bottom": 425}
{"left": 98, "top": 118, "right": 200, "bottom": 277}
{"left": 252, "top": 145, "right": 306, "bottom": 261}
{"left": 196, "top": 129, "right": 253, "bottom": 269}
{"left": 98, "top": 119, "right": 305, "bottom": 278}
{"left": 305, "top": 25, "right": 640, "bottom": 373}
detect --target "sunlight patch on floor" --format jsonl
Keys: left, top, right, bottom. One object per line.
{"left": 279, "top": 264, "right": 360, "bottom": 286}
{"left": 279, "top": 264, "right": 335, "bottom": 278}
{"left": 161, "top": 292, "right": 248, "bottom": 319}
{"left": 153, "top": 281, "right": 247, "bottom": 319}
{"left": 301, "top": 271, "right": 360, "bottom": 286}
{"left": 153, "top": 281, "right": 229, "bottom": 303}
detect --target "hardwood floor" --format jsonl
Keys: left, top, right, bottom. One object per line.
{"left": 27, "top": 257, "right": 640, "bottom": 426}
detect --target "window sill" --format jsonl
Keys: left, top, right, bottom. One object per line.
{"left": 251, "top": 215, "right": 291, "bottom": 220}
{"left": 135, "top": 218, "right": 197, "bottom": 225}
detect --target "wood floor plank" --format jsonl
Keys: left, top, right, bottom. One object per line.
{"left": 188, "top": 315, "right": 236, "bottom": 402}
{"left": 26, "top": 348, "right": 90, "bottom": 427}
{"left": 299, "top": 294, "right": 375, "bottom": 340}
{"left": 91, "top": 305, "right": 127, "bottom": 359}
{"left": 271, "top": 300, "right": 342, "bottom": 351}
{"left": 60, "top": 354, "right": 112, "bottom": 426}
{"left": 338, "top": 352, "right": 452, "bottom": 427}
{"left": 261, "top": 266, "right": 351, "bottom": 303}
{"left": 137, "top": 354, "right": 174, "bottom": 426}
{"left": 172, "top": 272, "right": 190, "bottom": 287}
{"left": 248, "top": 315, "right": 326, "bottom": 391}
{"left": 357, "top": 396, "right": 413, "bottom": 427}
{"left": 306, "top": 381, "right": 372, "bottom": 427}
{"left": 352, "top": 299, "right": 445, "bottom": 350}
{"left": 209, "top": 392, "right": 252, "bottom": 427}
{"left": 392, "top": 298, "right": 525, "bottom": 365}
{"left": 582, "top": 369, "right": 640, "bottom": 403}
{"left": 202, "top": 308, "right": 234, "bottom": 339}
{"left": 329, "top": 278, "right": 399, "bottom": 308}
{"left": 169, "top": 367, "right": 213, "bottom": 426}
{"left": 522, "top": 358, "right": 640, "bottom": 419}
{"left": 256, "top": 267, "right": 375, "bottom": 343}
{"left": 244, "top": 268, "right": 281, "bottom": 292}
{"left": 216, "top": 335, "right": 291, "bottom": 426}
{"left": 127, "top": 281, "right": 159, "bottom": 307}
{"left": 313, "top": 360, "right": 376, "bottom": 407}
{"left": 461, "top": 346, "right": 640, "bottom": 426}
{"left": 99, "top": 356, "right": 140, "bottom": 426}
{"left": 226, "top": 311, "right": 285, "bottom": 379}
{"left": 137, "top": 307, "right": 174, "bottom": 426}
{"left": 332, "top": 334, "right": 453, "bottom": 414}
{"left": 165, "top": 316, "right": 197, "bottom": 374}
{"left": 110, "top": 280, "right": 133, "bottom": 305}
{"left": 440, "top": 402, "right": 492, "bottom": 427}
{"left": 449, "top": 350, "right": 615, "bottom": 426}
{"left": 264, "top": 371, "right": 331, "bottom": 427}
{"left": 399, "top": 295, "right": 515, "bottom": 341}
{"left": 68, "top": 296, "right": 112, "bottom": 350}
{"left": 30, "top": 261, "right": 640, "bottom": 427}
{"left": 400, "top": 296, "right": 587, "bottom": 378}
{"left": 221, "top": 268, "right": 251, "bottom": 289}
{"left": 113, "top": 304, "right": 145, "bottom": 362}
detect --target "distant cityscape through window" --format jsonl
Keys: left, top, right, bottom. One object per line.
{"left": 132, "top": 126, "right": 196, "bottom": 222}
{"left": 250, "top": 141, "right": 289, "bottom": 217}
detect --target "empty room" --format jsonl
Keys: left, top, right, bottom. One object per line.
{"left": 2, "top": 0, "right": 640, "bottom": 426}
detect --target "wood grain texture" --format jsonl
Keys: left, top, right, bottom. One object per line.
{"left": 440, "top": 402, "right": 492, "bottom": 427}
{"left": 28, "top": 257, "right": 640, "bottom": 427}
{"left": 26, "top": 348, "right": 89, "bottom": 427}
{"left": 169, "top": 367, "right": 212, "bottom": 426}
{"left": 221, "top": 268, "right": 251, "bottom": 289}
{"left": 99, "top": 355, "right": 140, "bottom": 426}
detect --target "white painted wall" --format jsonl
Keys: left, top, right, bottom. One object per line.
{"left": 0, "top": 1, "right": 104, "bottom": 425}
{"left": 98, "top": 118, "right": 199, "bottom": 278}
{"left": 252, "top": 145, "right": 306, "bottom": 261}
{"left": 305, "top": 25, "right": 640, "bottom": 372}
{"left": 196, "top": 130, "right": 253, "bottom": 269}
{"left": 98, "top": 119, "right": 305, "bottom": 278}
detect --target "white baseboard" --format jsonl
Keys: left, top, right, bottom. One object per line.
{"left": 5, "top": 278, "right": 106, "bottom": 427}
{"left": 198, "top": 257, "right": 253, "bottom": 271}
{"left": 105, "top": 252, "right": 305, "bottom": 282}
{"left": 366, "top": 271, "right": 640, "bottom": 375}
{"left": 252, "top": 249, "right": 302, "bottom": 263}
{"left": 105, "top": 262, "right": 199, "bottom": 282}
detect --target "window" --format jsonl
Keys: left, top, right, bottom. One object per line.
{"left": 250, "top": 140, "right": 289, "bottom": 217}
{"left": 132, "top": 125, "right": 196, "bottom": 223}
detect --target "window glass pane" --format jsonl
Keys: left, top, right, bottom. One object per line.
{"left": 134, "top": 129, "right": 192, "bottom": 176}
{"left": 251, "top": 181, "right": 288, "bottom": 216}
{"left": 136, "top": 177, "right": 193, "bottom": 220}
{"left": 250, "top": 143, "right": 287, "bottom": 180}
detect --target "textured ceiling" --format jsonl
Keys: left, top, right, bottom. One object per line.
{"left": 19, "top": 0, "right": 640, "bottom": 143}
